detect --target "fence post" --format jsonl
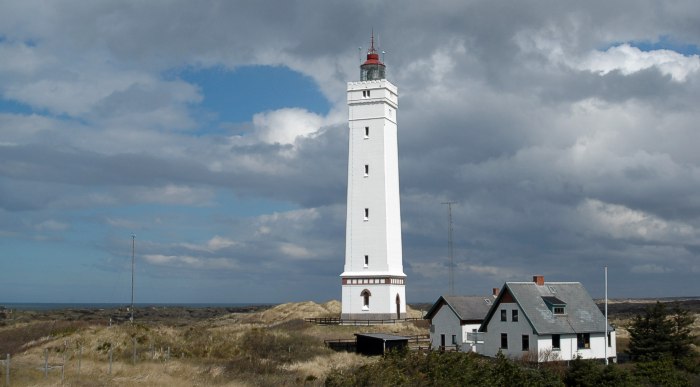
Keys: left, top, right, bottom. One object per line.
{"left": 5, "top": 353, "right": 9, "bottom": 387}
{"left": 44, "top": 348, "right": 48, "bottom": 378}
{"left": 166, "top": 347, "right": 170, "bottom": 362}
{"left": 77, "top": 346, "right": 82, "bottom": 382}
{"left": 61, "top": 351, "right": 65, "bottom": 384}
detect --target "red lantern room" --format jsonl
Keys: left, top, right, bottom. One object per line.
{"left": 360, "top": 32, "right": 386, "bottom": 81}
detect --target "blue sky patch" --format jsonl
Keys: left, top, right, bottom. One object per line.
{"left": 172, "top": 65, "right": 331, "bottom": 128}
{"left": 605, "top": 36, "right": 700, "bottom": 56}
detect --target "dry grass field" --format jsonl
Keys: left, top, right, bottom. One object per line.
{"left": 0, "top": 301, "right": 424, "bottom": 386}
{"left": 0, "top": 299, "right": 697, "bottom": 386}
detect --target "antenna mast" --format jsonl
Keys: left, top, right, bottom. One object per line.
{"left": 442, "top": 202, "right": 457, "bottom": 295}
{"left": 130, "top": 233, "right": 135, "bottom": 324}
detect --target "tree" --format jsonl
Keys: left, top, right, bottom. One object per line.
{"left": 628, "top": 302, "right": 697, "bottom": 371}
{"left": 628, "top": 302, "right": 674, "bottom": 362}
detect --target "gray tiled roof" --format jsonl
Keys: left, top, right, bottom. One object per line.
{"left": 424, "top": 295, "right": 493, "bottom": 321}
{"left": 503, "top": 282, "right": 611, "bottom": 334}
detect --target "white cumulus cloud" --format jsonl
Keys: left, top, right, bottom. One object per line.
{"left": 578, "top": 44, "right": 700, "bottom": 82}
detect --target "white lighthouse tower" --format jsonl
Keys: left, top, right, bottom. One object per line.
{"left": 341, "top": 34, "right": 406, "bottom": 320}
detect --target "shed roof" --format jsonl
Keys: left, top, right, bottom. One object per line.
{"left": 481, "top": 282, "right": 612, "bottom": 335}
{"left": 355, "top": 333, "right": 409, "bottom": 341}
{"left": 424, "top": 295, "right": 493, "bottom": 322}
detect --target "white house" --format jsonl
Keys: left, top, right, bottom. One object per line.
{"left": 341, "top": 33, "right": 406, "bottom": 320}
{"left": 424, "top": 295, "right": 494, "bottom": 352}
{"left": 478, "top": 276, "right": 616, "bottom": 363}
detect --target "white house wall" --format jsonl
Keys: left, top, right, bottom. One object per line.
{"left": 480, "top": 302, "right": 533, "bottom": 359}
{"left": 429, "top": 306, "right": 462, "bottom": 350}
{"left": 536, "top": 332, "right": 616, "bottom": 361}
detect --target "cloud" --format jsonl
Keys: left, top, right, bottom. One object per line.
{"left": 252, "top": 107, "right": 324, "bottom": 146}
{"left": 578, "top": 44, "right": 700, "bottom": 82}
{"left": 143, "top": 254, "right": 237, "bottom": 270}
{"left": 2, "top": 1, "right": 700, "bottom": 301}
{"left": 631, "top": 264, "right": 672, "bottom": 274}
{"left": 35, "top": 219, "right": 69, "bottom": 231}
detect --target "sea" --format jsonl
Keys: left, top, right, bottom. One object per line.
{"left": 0, "top": 303, "right": 266, "bottom": 311}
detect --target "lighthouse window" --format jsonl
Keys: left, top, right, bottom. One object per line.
{"left": 364, "top": 208, "right": 369, "bottom": 220}
{"left": 364, "top": 164, "right": 369, "bottom": 176}
{"left": 367, "top": 90, "right": 371, "bottom": 97}
{"left": 361, "top": 289, "right": 371, "bottom": 309}
{"left": 364, "top": 255, "right": 369, "bottom": 267}
{"left": 364, "top": 126, "right": 369, "bottom": 138}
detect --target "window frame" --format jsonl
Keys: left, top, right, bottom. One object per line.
{"left": 500, "top": 309, "right": 507, "bottom": 322}
{"left": 522, "top": 335, "right": 529, "bottom": 351}
{"left": 577, "top": 333, "right": 590, "bottom": 350}
{"left": 500, "top": 333, "right": 508, "bottom": 349}
{"left": 552, "top": 334, "right": 561, "bottom": 350}
{"left": 512, "top": 309, "right": 518, "bottom": 322}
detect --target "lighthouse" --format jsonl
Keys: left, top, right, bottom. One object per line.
{"left": 341, "top": 34, "right": 406, "bottom": 320}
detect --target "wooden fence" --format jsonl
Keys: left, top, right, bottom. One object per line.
{"left": 305, "top": 317, "right": 422, "bottom": 326}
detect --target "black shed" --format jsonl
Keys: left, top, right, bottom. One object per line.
{"left": 355, "top": 333, "right": 409, "bottom": 356}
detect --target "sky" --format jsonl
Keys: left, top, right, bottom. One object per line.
{"left": 1, "top": 1, "right": 700, "bottom": 304}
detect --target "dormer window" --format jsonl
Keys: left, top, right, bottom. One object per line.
{"left": 542, "top": 296, "right": 566, "bottom": 315}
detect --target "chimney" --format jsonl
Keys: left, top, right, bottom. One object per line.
{"left": 492, "top": 287, "right": 500, "bottom": 297}
{"left": 533, "top": 275, "right": 545, "bottom": 286}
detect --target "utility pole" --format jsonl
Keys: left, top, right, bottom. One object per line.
{"left": 131, "top": 233, "right": 135, "bottom": 324}
{"left": 604, "top": 266, "right": 609, "bottom": 365}
{"left": 442, "top": 202, "right": 456, "bottom": 296}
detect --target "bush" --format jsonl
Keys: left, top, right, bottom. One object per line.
{"left": 325, "top": 350, "right": 563, "bottom": 386}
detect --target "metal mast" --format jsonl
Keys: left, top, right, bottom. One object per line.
{"left": 605, "top": 266, "right": 609, "bottom": 365}
{"left": 442, "top": 202, "right": 456, "bottom": 295}
{"left": 130, "top": 233, "right": 135, "bottom": 324}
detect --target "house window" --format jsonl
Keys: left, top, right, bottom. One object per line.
{"left": 552, "top": 334, "right": 560, "bottom": 350}
{"left": 364, "top": 208, "right": 369, "bottom": 220}
{"left": 512, "top": 310, "right": 518, "bottom": 322}
{"left": 364, "top": 126, "right": 369, "bottom": 138}
{"left": 553, "top": 307, "right": 565, "bottom": 315}
{"left": 364, "top": 164, "right": 369, "bottom": 176}
{"left": 452, "top": 335, "right": 457, "bottom": 345}
{"left": 361, "top": 289, "right": 371, "bottom": 309}
{"left": 500, "top": 333, "right": 508, "bottom": 349}
{"left": 522, "top": 335, "right": 529, "bottom": 351}
{"left": 364, "top": 255, "right": 369, "bottom": 267}
{"left": 500, "top": 309, "right": 507, "bottom": 322}
{"left": 607, "top": 332, "right": 612, "bottom": 347}
{"left": 577, "top": 333, "right": 590, "bottom": 349}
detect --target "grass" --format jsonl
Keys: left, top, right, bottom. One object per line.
{"left": 3, "top": 301, "right": 693, "bottom": 386}
{"left": 0, "top": 301, "right": 427, "bottom": 386}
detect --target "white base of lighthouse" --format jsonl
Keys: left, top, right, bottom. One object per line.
{"left": 341, "top": 276, "right": 406, "bottom": 320}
